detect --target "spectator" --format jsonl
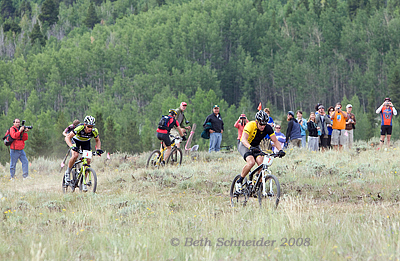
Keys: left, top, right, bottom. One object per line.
{"left": 315, "top": 105, "right": 331, "bottom": 151}
{"left": 327, "top": 106, "right": 334, "bottom": 148}
{"left": 263, "top": 108, "right": 275, "bottom": 127}
{"left": 330, "top": 102, "right": 348, "bottom": 150}
{"left": 271, "top": 124, "right": 286, "bottom": 153}
{"left": 203, "top": 105, "right": 224, "bottom": 152}
{"left": 286, "top": 111, "right": 302, "bottom": 148}
{"left": 307, "top": 112, "right": 319, "bottom": 151}
{"left": 9, "top": 119, "right": 31, "bottom": 180}
{"left": 315, "top": 103, "right": 322, "bottom": 114}
{"left": 376, "top": 98, "right": 397, "bottom": 150}
{"left": 171, "top": 101, "right": 191, "bottom": 148}
{"left": 62, "top": 120, "right": 80, "bottom": 137}
{"left": 296, "top": 110, "right": 307, "bottom": 148}
{"left": 234, "top": 114, "right": 249, "bottom": 147}
{"left": 345, "top": 104, "right": 356, "bottom": 150}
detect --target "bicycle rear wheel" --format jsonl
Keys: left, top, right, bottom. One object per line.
{"left": 79, "top": 167, "right": 97, "bottom": 193}
{"left": 146, "top": 150, "right": 162, "bottom": 168}
{"left": 257, "top": 174, "right": 281, "bottom": 209}
{"left": 166, "top": 148, "right": 182, "bottom": 166}
{"left": 230, "top": 175, "right": 249, "bottom": 207}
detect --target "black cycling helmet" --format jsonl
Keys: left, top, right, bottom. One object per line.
{"left": 255, "top": 110, "right": 269, "bottom": 125}
{"left": 169, "top": 109, "right": 177, "bottom": 116}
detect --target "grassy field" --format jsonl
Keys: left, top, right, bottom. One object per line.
{"left": 1, "top": 141, "right": 400, "bottom": 260}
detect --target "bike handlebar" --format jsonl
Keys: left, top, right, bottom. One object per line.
{"left": 260, "top": 151, "right": 281, "bottom": 158}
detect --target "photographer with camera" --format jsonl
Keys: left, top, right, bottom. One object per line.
{"left": 329, "top": 103, "right": 348, "bottom": 151}
{"left": 376, "top": 98, "right": 397, "bottom": 150}
{"left": 9, "top": 119, "right": 32, "bottom": 180}
{"left": 234, "top": 114, "right": 249, "bottom": 147}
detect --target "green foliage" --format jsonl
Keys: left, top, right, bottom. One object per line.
{"left": 83, "top": 2, "right": 100, "bottom": 29}
{"left": 39, "top": 0, "right": 59, "bottom": 25}
{"left": 389, "top": 66, "right": 400, "bottom": 106}
{"left": 0, "top": 0, "right": 15, "bottom": 19}
{"left": 29, "top": 23, "right": 46, "bottom": 46}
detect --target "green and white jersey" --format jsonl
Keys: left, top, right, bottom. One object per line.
{"left": 72, "top": 124, "right": 99, "bottom": 142}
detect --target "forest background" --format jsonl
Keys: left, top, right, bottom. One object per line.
{"left": 1, "top": 0, "right": 400, "bottom": 164}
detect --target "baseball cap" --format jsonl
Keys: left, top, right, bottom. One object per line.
{"left": 288, "top": 111, "right": 294, "bottom": 117}
{"left": 384, "top": 97, "right": 391, "bottom": 101}
{"left": 213, "top": 105, "right": 219, "bottom": 108}
{"left": 181, "top": 102, "right": 187, "bottom": 106}
{"left": 346, "top": 104, "right": 352, "bottom": 108}
{"left": 240, "top": 114, "right": 246, "bottom": 117}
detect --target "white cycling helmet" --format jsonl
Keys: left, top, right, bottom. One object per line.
{"left": 84, "top": 115, "right": 96, "bottom": 126}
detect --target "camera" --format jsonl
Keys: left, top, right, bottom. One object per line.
{"left": 240, "top": 117, "right": 246, "bottom": 119}
{"left": 185, "top": 120, "right": 190, "bottom": 124}
{"left": 336, "top": 107, "right": 340, "bottom": 110}
{"left": 20, "top": 120, "right": 33, "bottom": 129}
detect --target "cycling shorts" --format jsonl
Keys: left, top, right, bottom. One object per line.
{"left": 381, "top": 125, "right": 392, "bottom": 135}
{"left": 74, "top": 139, "right": 91, "bottom": 151}
{"left": 237, "top": 142, "right": 263, "bottom": 161}
{"left": 157, "top": 132, "right": 171, "bottom": 147}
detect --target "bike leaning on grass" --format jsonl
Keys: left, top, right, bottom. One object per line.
{"left": 230, "top": 151, "right": 281, "bottom": 208}
{"left": 62, "top": 150, "right": 99, "bottom": 193}
{"left": 146, "top": 135, "right": 183, "bottom": 168}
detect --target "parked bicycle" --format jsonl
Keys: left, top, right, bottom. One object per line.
{"left": 230, "top": 152, "right": 281, "bottom": 208}
{"left": 146, "top": 135, "right": 183, "bottom": 168}
{"left": 62, "top": 150, "right": 99, "bottom": 193}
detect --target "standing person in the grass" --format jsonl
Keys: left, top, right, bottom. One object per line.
{"left": 330, "top": 103, "right": 348, "bottom": 150}
{"left": 327, "top": 106, "right": 334, "bottom": 148}
{"left": 376, "top": 98, "right": 397, "bottom": 149}
{"left": 271, "top": 124, "right": 286, "bottom": 153}
{"left": 307, "top": 112, "right": 319, "bottom": 151}
{"left": 203, "top": 105, "right": 224, "bottom": 153}
{"left": 171, "top": 102, "right": 191, "bottom": 148}
{"left": 315, "top": 105, "right": 331, "bottom": 151}
{"left": 234, "top": 114, "right": 249, "bottom": 147}
{"left": 345, "top": 104, "right": 356, "bottom": 150}
{"left": 286, "top": 111, "right": 302, "bottom": 148}
{"left": 263, "top": 108, "right": 275, "bottom": 127}
{"left": 9, "top": 119, "right": 30, "bottom": 180}
{"left": 296, "top": 110, "right": 307, "bottom": 148}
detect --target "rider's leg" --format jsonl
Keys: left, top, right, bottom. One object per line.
{"left": 164, "top": 145, "right": 172, "bottom": 161}
{"left": 387, "top": 135, "right": 391, "bottom": 148}
{"left": 379, "top": 134, "right": 385, "bottom": 149}
{"left": 240, "top": 155, "right": 256, "bottom": 179}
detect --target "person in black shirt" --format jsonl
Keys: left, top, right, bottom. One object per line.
{"left": 203, "top": 105, "right": 224, "bottom": 152}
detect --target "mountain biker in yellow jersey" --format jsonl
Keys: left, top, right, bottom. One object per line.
{"left": 235, "top": 111, "right": 285, "bottom": 193}
{"left": 64, "top": 115, "right": 103, "bottom": 191}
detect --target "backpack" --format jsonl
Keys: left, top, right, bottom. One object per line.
{"left": 158, "top": 115, "right": 172, "bottom": 131}
{"left": 2, "top": 128, "right": 15, "bottom": 146}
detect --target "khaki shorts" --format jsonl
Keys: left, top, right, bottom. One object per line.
{"left": 331, "top": 129, "right": 347, "bottom": 146}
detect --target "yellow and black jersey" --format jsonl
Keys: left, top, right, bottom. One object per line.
{"left": 72, "top": 124, "right": 99, "bottom": 142}
{"left": 241, "top": 121, "right": 275, "bottom": 146}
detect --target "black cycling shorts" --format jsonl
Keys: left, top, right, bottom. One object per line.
{"left": 74, "top": 139, "right": 91, "bottom": 151}
{"left": 157, "top": 132, "right": 171, "bottom": 146}
{"left": 381, "top": 125, "right": 392, "bottom": 135}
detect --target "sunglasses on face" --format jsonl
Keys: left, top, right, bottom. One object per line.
{"left": 276, "top": 127, "right": 281, "bottom": 129}
{"left": 86, "top": 125, "right": 94, "bottom": 128}
{"left": 259, "top": 123, "right": 267, "bottom": 126}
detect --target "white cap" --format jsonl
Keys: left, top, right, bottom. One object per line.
{"left": 346, "top": 104, "right": 352, "bottom": 108}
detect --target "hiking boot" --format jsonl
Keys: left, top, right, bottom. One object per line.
{"left": 82, "top": 184, "right": 88, "bottom": 192}
{"left": 235, "top": 181, "right": 242, "bottom": 194}
{"left": 23, "top": 176, "right": 33, "bottom": 180}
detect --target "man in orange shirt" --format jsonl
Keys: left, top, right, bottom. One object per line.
{"left": 330, "top": 103, "right": 348, "bottom": 150}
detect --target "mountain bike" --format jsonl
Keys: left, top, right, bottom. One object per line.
{"left": 230, "top": 152, "right": 281, "bottom": 209}
{"left": 146, "top": 135, "right": 183, "bottom": 168}
{"left": 62, "top": 150, "right": 99, "bottom": 193}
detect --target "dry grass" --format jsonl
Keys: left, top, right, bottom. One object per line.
{"left": 1, "top": 144, "right": 400, "bottom": 260}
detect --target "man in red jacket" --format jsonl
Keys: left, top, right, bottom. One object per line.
{"left": 9, "top": 119, "right": 30, "bottom": 180}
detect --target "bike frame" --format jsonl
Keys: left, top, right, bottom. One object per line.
{"left": 71, "top": 151, "right": 96, "bottom": 187}
{"left": 246, "top": 154, "right": 276, "bottom": 197}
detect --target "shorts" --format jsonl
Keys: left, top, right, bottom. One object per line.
{"left": 331, "top": 129, "right": 346, "bottom": 146}
{"left": 157, "top": 132, "right": 171, "bottom": 146}
{"left": 237, "top": 142, "right": 262, "bottom": 161}
{"left": 381, "top": 125, "right": 392, "bottom": 135}
{"left": 73, "top": 139, "right": 91, "bottom": 151}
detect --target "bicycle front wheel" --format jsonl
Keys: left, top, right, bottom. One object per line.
{"left": 79, "top": 167, "right": 97, "bottom": 193}
{"left": 230, "top": 175, "right": 249, "bottom": 207}
{"left": 257, "top": 174, "right": 281, "bottom": 209}
{"left": 166, "top": 148, "right": 182, "bottom": 166}
{"left": 62, "top": 169, "right": 78, "bottom": 193}
{"left": 146, "top": 150, "right": 162, "bottom": 168}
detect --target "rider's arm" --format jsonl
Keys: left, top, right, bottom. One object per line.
{"left": 65, "top": 132, "right": 75, "bottom": 148}
{"left": 94, "top": 136, "right": 101, "bottom": 150}
{"left": 177, "top": 126, "right": 184, "bottom": 137}
{"left": 241, "top": 132, "right": 251, "bottom": 149}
